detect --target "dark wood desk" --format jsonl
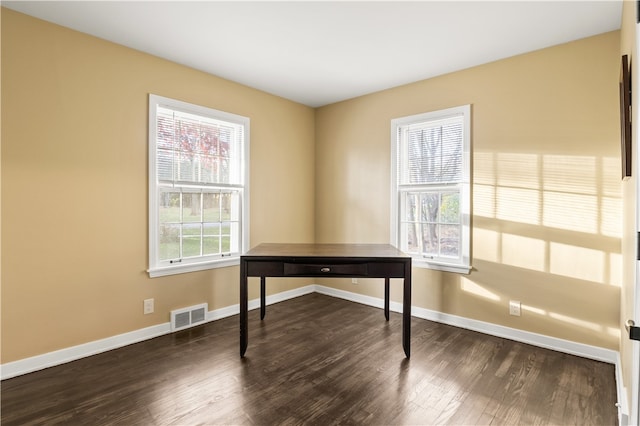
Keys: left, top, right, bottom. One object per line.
{"left": 240, "top": 243, "right": 412, "bottom": 358}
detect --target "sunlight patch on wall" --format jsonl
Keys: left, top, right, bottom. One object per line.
{"left": 497, "top": 153, "right": 539, "bottom": 189}
{"left": 607, "top": 327, "right": 621, "bottom": 339}
{"left": 496, "top": 187, "right": 540, "bottom": 225}
{"left": 473, "top": 151, "right": 496, "bottom": 220}
{"left": 600, "top": 196, "right": 622, "bottom": 238}
{"left": 495, "top": 153, "right": 540, "bottom": 224}
{"left": 609, "top": 253, "right": 622, "bottom": 287}
{"left": 474, "top": 151, "right": 495, "bottom": 185}
{"left": 601, "top": 157, "right": 622, "bottom": 198}
{"left": 540, "top": 153, "right": 599, "bottom": 235}
{"left": 473, "top": 228, "right": 500, "bottom": 262}
{"left": 521, "top": 304, "right": 620, "bottom": 338}
{"left": 542, "top": 155, "right": 596, "bottom": 194}
{"left": 548, "top": 312, "right": 604, "bottom": 333}
{"left": 549, "top": 242, "right": 604, "bottom": 283}
{"left": 523, "top": 304, "right": 617, "bottom": 337}
{"left": 501, "top": 233, "right": 546, "bottom": 272}
{"left": 460, "top": 277, "right": 501, "bottom": 301}
{"left": 475, "top": 152, "right": 621, "bottom": 238}
{"left": 473, "top": 184, "right": 495, "bottom": 218}
{"left": 542, "top": 192, "right": 598, "bottom": 233}
{"left": 600, "top": 157, "right": 622, "bottom": 239}
{"left": 471, "top": 151, "right": 621, "bottom": 286}
{"left": 521, "top": 304, "right": 547, "bottom": 316}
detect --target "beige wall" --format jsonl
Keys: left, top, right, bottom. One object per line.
{"left": 1, "top": 7, "right": 625, "bottom": 366}
{"left": 315, "top": 31, "right": 622, "bottom": 350}
{"left": 1, "top": 9, "right": 315, "bottom": 363}
{"left": 619, "top": 0, "right": 638, "bottom": 416}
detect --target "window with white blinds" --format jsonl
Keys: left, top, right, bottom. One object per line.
{"left": 148, "top": 94, "right": 249, "bottom": 277}
{"left": 391, "top": 105, "right": 471, "bottom": 273}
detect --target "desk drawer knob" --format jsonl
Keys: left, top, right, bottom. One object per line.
{"left": 320, "top": 267, "right": 331, "bottom": 272}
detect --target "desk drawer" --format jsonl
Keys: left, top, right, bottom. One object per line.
{"left": 283, "top": 262, "right": 368, "bottom": 276}
{"left": 247, "top": 261, "right": 283, "bottom": 276}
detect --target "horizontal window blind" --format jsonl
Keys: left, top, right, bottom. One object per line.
{"left": 156, "top": 107, "right": 244, "bottom": 186}
{"left": 400, "top": 115, "right": 463, "bottom": 185}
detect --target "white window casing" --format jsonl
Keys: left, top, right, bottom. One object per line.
{"left": 391, "top": 105, "right": 471, "bottom": 274}
{"left": 148, "top": 94, "right": 249, "bottom": 278}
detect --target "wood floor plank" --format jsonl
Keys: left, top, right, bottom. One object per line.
{"left": 1, "top": 293, "right": 618, "bottom": 425}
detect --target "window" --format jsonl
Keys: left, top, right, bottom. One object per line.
{"left": 148, "top": 94, "right": 249, "bottom": 277}
{"left": 391, "top": 105, "right": 471, "bottom": 273}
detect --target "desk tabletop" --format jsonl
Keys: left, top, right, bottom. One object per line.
{"left": 243, "top": 243, "right": 410, "bottom": 259}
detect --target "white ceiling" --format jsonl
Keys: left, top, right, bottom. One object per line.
{"left": 3, "top": 1, "right": 624, "bottom": 107}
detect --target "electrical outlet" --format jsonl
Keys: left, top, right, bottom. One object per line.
{"left": 144, "top": 298, "right": 154, "bottom": 315}
{"left": 352, "top": 278, "right": 358, "bottom": 284}
{"left": 509, "top": 300, "right": 521, "bottom": 317}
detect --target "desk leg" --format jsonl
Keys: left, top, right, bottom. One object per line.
{"left": 240, "top": 260, "right": 248, "bottom": 358}
{"left": 260, "top": 277, "right": 266, "bottom": 320}
{"left": 384, "top": 278, "right": 390, "bottom": 321}
{"left": 403, "top": 261, "right": 412, "bottom": 358}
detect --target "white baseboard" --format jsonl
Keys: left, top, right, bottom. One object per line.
{"left": 315, "top": 284, "right": 618, "bottom": 363}
{"left": 315, "top": 285, "right": 627, "bottom": 425}
{"left": 0, "top": 284, "right": 619, "bottom": 385}
{"left": 616, "top": 352, "right": 630, "bottom": 426}
{"left": 0, "top": 322, "right": 171, "bottom": 381}
{"left": 1, "top": 285, "right": 316, "bottom": 380}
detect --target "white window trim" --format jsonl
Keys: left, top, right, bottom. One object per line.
{"left": 390, "top": 104, "right": 471, "bottom": 274}
{"left": 147, "top": 94, "right": 250, "bottom": 278}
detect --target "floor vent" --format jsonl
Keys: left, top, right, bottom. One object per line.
{"left": 170, "top": 303, "right": 208, "bottom": 332}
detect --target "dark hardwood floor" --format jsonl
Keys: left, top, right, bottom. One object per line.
{"left": 1, "top": 293, "right": 617, "bottom": 425}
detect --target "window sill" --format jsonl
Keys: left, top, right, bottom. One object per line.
{"left": 412, "top": 258, "right": 471, "bottom": 275}
{"left": 148, "top": 257, "right": 239, "bottom": 278}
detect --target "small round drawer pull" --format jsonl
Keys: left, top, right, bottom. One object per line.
{"left": 320, "top": 267, "right": 331, "bottom": 272}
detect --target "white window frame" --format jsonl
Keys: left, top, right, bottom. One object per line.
{"left": 390, "top": 105, "right": 471, "bottom": 274}
{"left": 148, "top": 94, "right": 249, "bottom": 278}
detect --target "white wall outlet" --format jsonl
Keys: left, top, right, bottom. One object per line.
{"left": 509, "top": 300, "right": 521, "bottom": 317}
{"left": 352, "top": 278, "right": 358, "bottom": 284}
{"left": 143, "top": 298, "right": 154, "bottom": 315}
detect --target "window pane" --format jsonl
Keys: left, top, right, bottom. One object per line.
{"left": 220, "top": 223, "right": 231, "bottom": 253}
{"left": 400, "top": 189, "right": 462, "bottom": 260}
{"left": 221, "top": 235, "right": 231, "bottom": 253}
{"left": 182, "top": 223, "right": 201, "bottom": 258}
{"left": 156, "top": 106, "right": 244, "bottom": 186}
{"left": 203, "top": 192, "right": 220, "bottom": 222}
{"left": 408, "top": 127, "right": 442, "bottom": 184}
{"left": 178, "top": 150, "right": 196, "bottom": 182}
{"left": 157, "top": 148, "right": 174, "bottom": 181}
{"left": 219, "top": 128, "right": 232, "bottom": 184}
{"left": 200, "top": 123, "right": 220, "bottom": 184}
{"left": 203, "top": 223, "right": 220, "bottom": 255}
{"left": 221, "top": 222, "right": 233, "bottom": 252}
{"left": 401, "top": 117, "right": 463, "bottom": 185}
{"left": 440, "top": 224, "right": 460, "bottom": 257}
{"left": 440, "top": 192, "right": 460, "bottom": 223}
{"left": 159, "top": 224, "right": 180, "bottom": 260}
{"left": 200, "top": 153, "right": 216, "bottom": 184}
{"left": 422, "top": 224, "right": 438, "bottom": 256}
{"left": 221, "top": 192, "right": 237, "bottom": 221}
{"left": 420, "top": 193, "right": 439, "bottom": 222}
{"left": 440, "top": 122, "right": 463, "bottom": 181}
{"left": 157, "top": 189, "right": 242, "bottom": 259}
{"left": 401, "top": 222, "right": 419, "bottom": 254}
{"left": 228, "top": 222, "right": 240, "bottom": 253}
{"left": 159, "top": 192, "right": 180, "bottom": 224}
{"left": 182, "top": 193, "right": 202, "bottom": 223}
{"left": 405, "top": 193, "right": 420, "bottom": 222}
